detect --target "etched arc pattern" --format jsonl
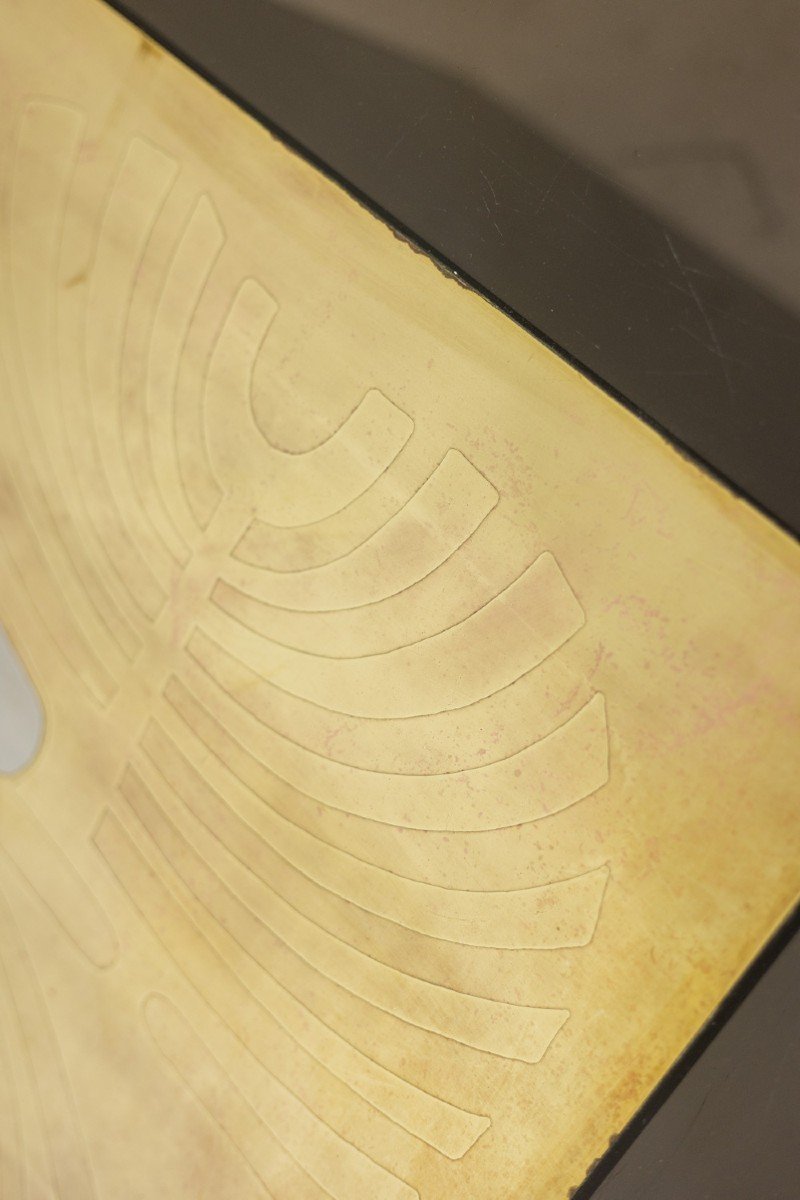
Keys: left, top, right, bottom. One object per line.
{"left": 144, "top": 993, "right": 413, "bottom": 1200}
{"left": 0, "top": 868, "right": 98, "bottom": 1199}
{"left": 1, "top": 101, "right": 134, "bottom": 704}
{"left": 0, "top": 99, "right": 610, "bottom": 1197}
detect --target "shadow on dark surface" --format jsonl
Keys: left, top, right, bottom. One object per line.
{"left": 267, "top": 0, "right": 800, "bottom": 321}
{"left": 108, "top": 0, "right": 800, "bottom": 537}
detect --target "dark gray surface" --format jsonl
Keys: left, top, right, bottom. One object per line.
{"left": 109, "top": 0, "right": 800, "bottom": 536}
{"left": 98, "top": 2, "right": 800, "bottom": 1195}
{"left": 279, "top": 0, "right": 800, "bottom": 320}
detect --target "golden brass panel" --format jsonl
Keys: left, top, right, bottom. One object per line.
{"left": 0, "top": 1, "right": 799, "bottom": 1196}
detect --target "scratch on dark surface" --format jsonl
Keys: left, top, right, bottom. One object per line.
{"left": 676, "top": 323, "right": 745, "bottom": 372}
{"left": 709, "top": 307, "right": 800, "bottom": 345}
{"left": 566, "top": 209, "right": 654, "bottom": 271}
{"left": 479, "top": 167, "right": 498, "bottom": 209}
{"left": 478, "top": 168, "right": 504, "bottom": 240}
{"left": 382, "top": 109, "right": 431, "bottom": 165}
{"left": 481, "top": 140, "right": 536, "bottom": 186}
{"left": 531, "top": 158, "right": 568, "bottom": 222}
{"left": 664, "top": 231, "right": 736, "bottom": 403}
{"left": 679, "top": 1079, "right": 718, "bottom": 1148}
{"left": 481, "top": 143, "right": 571, "bottom": 221}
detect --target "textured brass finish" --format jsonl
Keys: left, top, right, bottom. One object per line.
{"left": 0, "top": 2, "right": 799, "bottom": 1197}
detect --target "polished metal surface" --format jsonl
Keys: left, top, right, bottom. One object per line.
{"left": 4, "top": 1, "right": 799, "bottom": 1195}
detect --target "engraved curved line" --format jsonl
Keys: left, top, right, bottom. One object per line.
{"left": 90, "top": 133, "right": 181, "bottom": 585}
{"left": 0, "top": 501, "right": 114, "bottom": 705}
{"left": 0, "top": 879, "right": 98, "bottom": 1199}
{"left": 190, "top": 619, "right": 604, "bottom": 777}
{"left": 203, "top": 278, "right": 413, "bottom": 523}
{"left": 167, "top": 666, "right": 608, "bottom": 832}
{"left": 223, "top": 449, "right": 495, "bottom": 613}
{"left": 200, "top": 274, "right": 274, "bottom": 506}
{"left": 81, "top": 134, "right": 177, "bottom": 616}
{"left": 0, "top": 532, "right": 84, "bottom": 704}
{"left": 166, "top": 637, "right": 588, "bottom": 779}
{"left": 246, "top": 307, "right": 413, "bottom": 465}
{"left": 232, "top": 438, "right": 441, "bottom": 573}
{"left": 229, "top": 450, "right": 497, "bottom": 614}
{"left": 31, "top": 109, "right": 150, "bottom": 652}
{"left": 115, "top": 766, "right": 568, "bottom": 1063}
{"left": 126, "top": 764, "right": 491, "bottom": 1158}
{"left": 251, "top": 352, "right": 407, "bottom": 456}
{"left": 144, "top": 993, "right": 322, "bottom": 1200}
{"left": 200, "top": 551, "right": 584, "bottom": 718}
{"left": 172, "top": 269, "right": 229, "bottom": 534}
{"left": 217, "top": 541, "right": 572, "bottom": 635}
{"left": 114, "top": 175, "right": 198, "bottom": 573}
{"left": 180, "top": 641, "right": 609, "bottom": 829}
{"left": 144, "top": 994, "right": 418, "bottom": 1200}
{"left": 0, "top": 1015, "right": 24, "bottom": 1200}
{"left": 143, "top": 716, "right": 608, "bottom": 951}
{"left": 156, "top": 688, "right": 586, "bottom": 891}
{"left": 5, "top": 100, "right": 136, "bottom": 668}
{"left": 189, "top": 620, "right": 595, "bottom": 776}
{"left": 213, "top": 523, "right": 536, "bottom": 661}
{"left": 232, "top": 447, "right": 436, "bottom": 570}
{"left": 42, "top": 131, "right": 162, "bottom": 630}
{"left": 96, "top": 808, "right": 486, "bottom": 1160}
{"left": 50, "top": 182, "right": 155, "bottom": 639}
{"left": 147, "top": 194, "right": 225, "bottom": 543}
{"left": 0, "top": 937, "right": 57, "bottom": 1199}
{"left": 0, "top": 448, "right": 119, "bottom": 700}
{"left": 4, "top": 100, "right": 139, "bottom": 677}
{"left": 0, "top": 949, "right": 40, "bottom": 1199}
{"left": 0, "top": 475, "right": 115, "bottom": 705}
{"left": 0, "top": 810, "right": 118, "bottom": 969}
